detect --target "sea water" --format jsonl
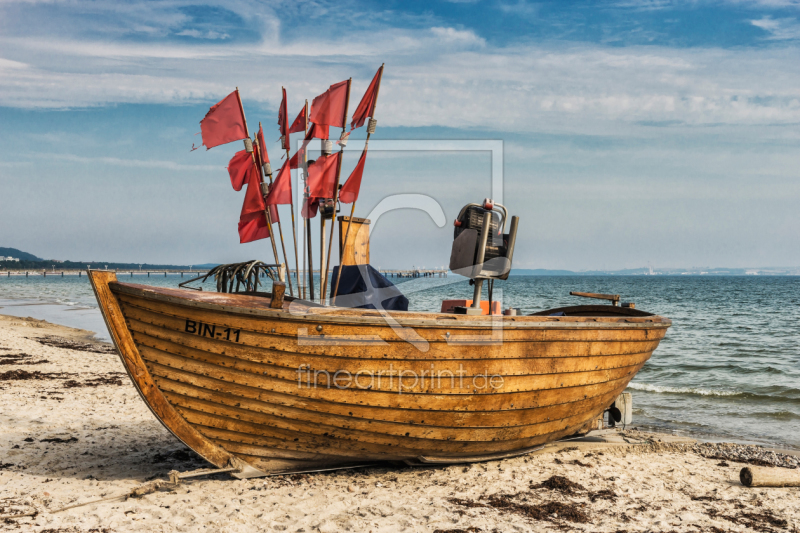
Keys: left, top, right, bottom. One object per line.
{"left": 1, "top": 273, "right": 798, "bottom": 450}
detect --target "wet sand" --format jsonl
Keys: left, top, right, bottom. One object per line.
{"left": 1, "top": 314, "right": 798, "bottom": 532}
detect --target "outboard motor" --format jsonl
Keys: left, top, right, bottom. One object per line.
{"left": 448, "top": 199, "right": 518, "bottom": 315}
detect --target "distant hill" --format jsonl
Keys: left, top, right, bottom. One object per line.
{"left": 0, "top": 247, "right": 43, "bottom": 261}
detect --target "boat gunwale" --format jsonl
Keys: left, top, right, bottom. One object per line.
{"left": 109, "top": 281, "right": 672, "bottom": 330}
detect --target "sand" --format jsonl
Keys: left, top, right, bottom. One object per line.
{"left": 1, "top": 313, "right": 798, "bottom": 533}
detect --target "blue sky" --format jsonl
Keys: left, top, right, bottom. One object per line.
{"left": 1, "top": 0, "right": 799, "bottom": 270}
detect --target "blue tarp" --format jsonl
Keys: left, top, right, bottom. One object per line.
{"left": 329, "top": 265, "right": 409, "bottom": 312}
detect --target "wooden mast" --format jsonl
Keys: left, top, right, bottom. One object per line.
{"left": 279, "top": 88, "right": 302, "bottom": 299}
{"left": 332, "top": 66, "right": 383, "bottom": 305}
{"left": 234, "top": 88, "right": 281, "bottom": 268}
{"left": 321, "top": 78, "right": 352, "bottom": 303}
{"left": 255, "top": 122, "right": 294, "bottom": 297}
{"left": 303, "top": 99, "right": 314, "bottom": 301}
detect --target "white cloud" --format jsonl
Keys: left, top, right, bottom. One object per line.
{"left": 1, "top": 1, "right": 800, "bottom": 138}
{"left": 57, "top": 154, "right": 222, "bottom": 172}
{"left": 497, "top": 0, "right": 539, "bottom": 17}
{"left": 751, "top": 16, "right": 800, "bottom": 39}
{"left": 429, "top": 26, "right": 486, "bottom": 46}
{"left": 175, "top": 29, "right": 231, "bottom": 40}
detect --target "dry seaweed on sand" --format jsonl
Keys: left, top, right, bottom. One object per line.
{"left": 26, "top": 336, "right": 116, "bottom": 354}
{"left": 705, "top": 507, "right": 789, "bottom": 533}
{"left": 484, "top": 495, "right": 591, "bottom": 524}
{"left": 39, "top": 436, "right": 78, "bottom": 444}
{"left": 0, "top": 353, "right": 49, "bottom": 365}
{"left": 530, "top": 475, "right": 617, "bottom": 502}
{"left": 530, "top": 475, "right": 586, "bottom": 494}
{"left": 62, "top": 374, "right": 124, "bottom": 388}
{"left": 449, "top": 492, "right": 591, "bottom": 524}
{"left": 0, "top": 370, "right": 72, "bottom": 381}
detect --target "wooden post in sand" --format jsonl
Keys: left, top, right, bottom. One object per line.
{"left": 740, "top": 466, "right": 800, "bottom": 487}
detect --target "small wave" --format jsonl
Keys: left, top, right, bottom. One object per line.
{"left": 627, "top": 382, "right": 741, "bottom": 397}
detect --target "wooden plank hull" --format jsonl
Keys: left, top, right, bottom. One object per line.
{"left": 88, "top": 271, "right": 671, "bottom": 475}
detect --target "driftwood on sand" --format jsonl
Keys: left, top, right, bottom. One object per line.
{"left": 740, "top": 466, "right": 800, "bottom": 487}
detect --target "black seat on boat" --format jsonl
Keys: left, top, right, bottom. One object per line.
{"left": 329, "top": 264, "right": 409, "bottom": 312}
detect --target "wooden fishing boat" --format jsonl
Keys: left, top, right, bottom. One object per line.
{"left": 86, "top": 74, "right": 671, "bottom": 476}
{"left": 88, "top": 270, "right": 671, "bottom": 477}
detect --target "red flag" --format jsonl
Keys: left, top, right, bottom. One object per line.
{"left": 339, "top": 147, "right": 367, "bottom": 204}
{"left": 200, "top": 91, "right": 247, "bottom": 150}
{"left": 241, "top": 166, "right": 266, "bottom": 217}
{"left": 309, "top": 80, "right": 348, "bottom": 129}
{"left": 266, "top": 164, "right": 292, "bottom": 206}
{"left": 289, "top": 147, "right": 304, "bottom": 169}
{"left": 238, "top": 211, "right": 269, "bottom": 243}
{"left": 268, "top": 202, "right": 280, "bottom": 224}
{"left": 257, "top": 124, "right": 269, "bottom": 166}
{"left": 305, "top": 122, "right": 329, "bottom": 140}
{"left": 351, "top": 66, "right": 383, "bottom": 131}
{"left": 307, "top": 152, "right": 340, "bottom": 199}
{"left": 227, "top": 150, "right": 251, "bottom": 191}
{"left": 302, "top": 197, "right": 320, "bottom": 219}
{"left": 288, "top": 105, "right": 306, "bottom": 134}
{"left": 278, "top": 87, "right": 289, "bottom": 147}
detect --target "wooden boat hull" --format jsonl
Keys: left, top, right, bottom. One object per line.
{"left": 89, "top": 271, "right": 671, "bottom": 476}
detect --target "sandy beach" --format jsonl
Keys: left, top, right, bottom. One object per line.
{"left": 1, "top": 313, "right": 798, "bottom": 533}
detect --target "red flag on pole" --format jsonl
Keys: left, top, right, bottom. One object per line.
{"left": 302, "top": 197, "right": 320, "bottom": 219}
{"left": 268, "top": 202, "right": 280, "bottom": 224}
{"left": 227, "top": 150, "right": 251, "bottom": 191}
{"left": 288, "top": 106, "right": 306, "bottom": 134}
{"left": 350, "top": 66, "right": 383, "bottom": 131}
{"left": 307, "top": 153, "right": 341, "bottom": 199}
{"left": 257, "top": 124, "right": 269, "bottom": 166}
{"left": 240, "top": 167, "right": 266, "bottom": 216}
{"left": 200, "top": 91, "right": 247, "bottom": 149}
{"left": 305, "top": 122, "right": 329, "bottom": 140}
{"left": 238, "top": 211, "right": 269, "bottom": 243}
{"left": 278, "top": 87, "right": 289, "bottom": 148}
{"left": 339, "top": 147, "right": 368, "bottom": 204}
{"left": 266, "top": 164, "right": 292, "bottom": 206}
{"left": 309, "top": 80, "right": 348, "bottom": 128}
{"left": 288, "top": 148, "right": 304, "bottom": 170}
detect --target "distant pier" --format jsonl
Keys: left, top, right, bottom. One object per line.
{"left": 2, "top": 268, "right": 447, "bottom": 279}
{"left": 380, "top": 269, "right": 448, "bottom": 278}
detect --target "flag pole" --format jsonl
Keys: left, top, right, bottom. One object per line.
{"left": 280, "top": 137, "right": 302, "bottom": 300}
{"left": 332, "top": 66, "right": 383, "bottom": 305}
{"left": 321, "top": 78, "right": 352, "bottom": 304}
{"left": 303, "top": 99, "right": 315, "bottom": 302}
{"left": 257, "top": 121, "right": 294, "bottom": 297}
{"left": 281, "top": 87, "right": 303, "bottom": 300}
{"left": 235, "top": 88, "right": 281, "bottom": 269}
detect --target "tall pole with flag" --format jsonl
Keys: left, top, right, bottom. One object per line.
{"left": 280, "top": 87, "right": 305, "bottom": 299}
{"left": 332, "top": 65, "right": 384, "bottom": 305}
{"left": 255, "top": 122, "right": 294, "bottom": 296}
{"left": 303, "top": 100, "right": 314, "bottom": 301}
{"left": 321, "top": 78, "right": 352, "bottom": 303}
{"left": 234, "top": 88, "right": 282, "bottom": 269}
